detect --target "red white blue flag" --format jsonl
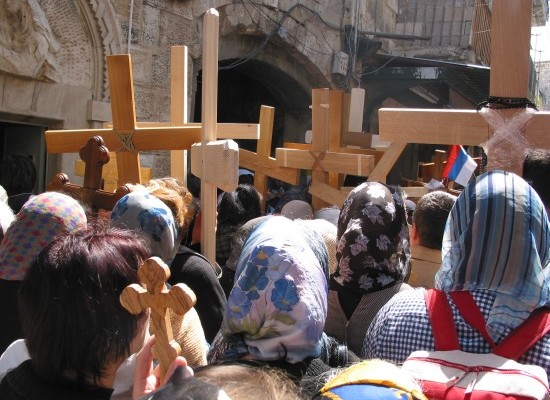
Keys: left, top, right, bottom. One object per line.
{"left": 442, "top": 145, "right": 477, "bottom": 186}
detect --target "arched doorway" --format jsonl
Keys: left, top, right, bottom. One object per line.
{"left": 193, "top": 59, "right": 312, "bottom": 155}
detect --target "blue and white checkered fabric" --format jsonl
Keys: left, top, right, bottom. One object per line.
{"left": 363, "top": 288, "right": 550, "bottom": 377}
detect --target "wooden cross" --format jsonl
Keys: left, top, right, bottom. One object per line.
{"left": 370, "top": 0, "right": 550, "bottom": 182}
{"left": 47, "top": 136, "right": 131, "bottom": 211}
{"left": 101, "top": 46, "right": 261, "bottom": 183}
{"left": 239, "top": 105, "right": 300, "bottom": 211}
{"left": 276, "top": 88, "right": 377, "bottom": 210}
{"left": 190, "top": 8, "right": 240, "bottom": 264}
{"left": 45, "top": 51, "right": 259, "bottom": 187}
{"left": 120, "top": 256, "right": 196, "bottom": 384}
{"left": 74, "top": 153, "right": 151, "bottom": 192}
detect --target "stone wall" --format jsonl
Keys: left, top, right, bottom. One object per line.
{"left": 537, "top": 60, "right": 550, "bottom": 110}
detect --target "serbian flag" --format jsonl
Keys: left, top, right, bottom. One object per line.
{"left": 442, "top": 145, "right": 477, "bottom": 186}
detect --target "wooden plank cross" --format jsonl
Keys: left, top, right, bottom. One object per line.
{"left": 47, "top": 136, "right": 131, "bottom": 211}
{"left": 190, "top": 9, "right": 240, "bottom": 264}
{"left": 276, "top": 88, "right": 377, "bottom": 210}
{"left": 46, "top": 50, "right": 259, "bottom": 187}
{"left": 239, "top": 105, "right": 300, "bottom": 211}
{"left": 120, "top": 257, "right": 196, "bottom": 384}
{"left": 370, "top": 0, "right": 550, "bottom": 181}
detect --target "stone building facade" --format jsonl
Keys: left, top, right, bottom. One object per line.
{"left": 0, "top": 0, "right": 546, "bottom": 190}
{"left": 537, "top": 61, "right": 550, "bottom": 110}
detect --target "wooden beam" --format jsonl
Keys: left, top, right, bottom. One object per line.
{"left": 170, "top": 46, "right": 188, "bottom": 183}
{"left": 490, "top": 0, "right": 531, "bottom": 98}
{"left": 378, "top": 109, "right": 489, "bottom": 145}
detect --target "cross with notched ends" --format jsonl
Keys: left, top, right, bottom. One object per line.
{"left": 120, "top": 257, "right": 196, "bottom": 384}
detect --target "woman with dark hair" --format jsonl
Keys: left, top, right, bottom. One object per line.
{"left": 0, "top": 228, "right": 150, "bottom": 399}
{"left": 324, "top": 181, "right": 412, "bottom": 355}
{"left": 216, "top": 184, "right": 262, "bottom": 266}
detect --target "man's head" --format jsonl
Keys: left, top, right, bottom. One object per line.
{"left": 412, "top": 191, "right": 457, "bottom": 249}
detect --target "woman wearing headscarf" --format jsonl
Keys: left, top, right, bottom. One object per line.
{"left": 109, "top": 191, "right": 208, "bottom": 367}
{"left": 0, "top": 192, "right": 87, "bottom": 354}
{"left": 209, "top": 216, "right": 356, "bottom": 397}
{"left": 363, "top": 171, "right": 550, "bottom": 376}
{"left": 324, "top": 181, "right": 412, "bottom": 355}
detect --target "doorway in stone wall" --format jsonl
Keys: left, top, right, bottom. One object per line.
{"left": 193, "top": 59, "right": 311, "bottom": 156}
{"left": 0, "top": 122, "right": 48, "bottom": 194}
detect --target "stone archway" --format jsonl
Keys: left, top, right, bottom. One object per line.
{"left": 193, "top": 59, "right": 312, "bottom": 154}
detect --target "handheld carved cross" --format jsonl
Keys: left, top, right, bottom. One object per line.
{"left": 120, "top": 257, "right": 196, "bottom": 383}
{"left": 47, "top": 136, "right": 131, "bottom": 211}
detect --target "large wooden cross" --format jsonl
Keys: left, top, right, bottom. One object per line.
{"left": 276, "top": 88, "right": 377, "bottom": 210}
{"left": 190, "top": 9, "right": 240, "bottom": 264}
{"left": 369, "top": 0, "right": 550, "bottom": 182}
{"left": 45, "top": 51, "right": 259, "bottom": 186}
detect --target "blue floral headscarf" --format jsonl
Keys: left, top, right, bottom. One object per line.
{"left": 333, "top": 182, "right": 410, "bottom": 294}
{"left": 436, "top": 170, "right": 550, "bottom": 340}
{"left": 221, "top": 216, "right": 328, "bottom": 363}
{"left": 109, "top": 191, "right": 179, "bottom": 264}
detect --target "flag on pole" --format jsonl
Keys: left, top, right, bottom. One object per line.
{"left": 442, "top": 145, "right": 477, "bottom": 186}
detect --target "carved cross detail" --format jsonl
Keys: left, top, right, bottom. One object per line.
{"left": 120, "top": 257, "right": 196, "bottom": 383}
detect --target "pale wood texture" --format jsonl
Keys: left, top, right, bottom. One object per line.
{"left": 120, "top": 257, "right": 196, "bottom": 384}
{"left": 276, "top": 88, "right": 376, "bottom": 210}
{"left": 238, "top": 105, "right": 299, "bottom": 211}
{"left": 46, "top": 55, "right": 202, "bottom": 185}
{"left": 489, "top": 0, "right": 530, "bottom": 98}
{"left": 375, "top": 0, "right": 549, "bottom": 179}
{"left": 367, "top": 142, "right": 408, "bottom": 183}
{"left": 48, "top": 136, "right": 131, "bottom": 211}
{"left": 170, "top": 46, "right": 188, "bottom": 184}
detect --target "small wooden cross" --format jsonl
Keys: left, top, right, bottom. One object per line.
{"left": 47, "top": 136, "right": 131, "bottom": 211}
{"left": 276, "top": 88, "right": 377, "bottom": 210}
{"left": 370, "top": 0, "right": 550, "bottom": 181}
{"left": 120, "top": 257, "right": 196, "bottom": 384}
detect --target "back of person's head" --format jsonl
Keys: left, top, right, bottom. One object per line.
{"left": 220, "top": 216, "right": 328, "bottom": 364}
{"left": 314, "top": 359, "right": 426, "bottom": 400}
{"left": 281, "top": 200, "right": 313, "bottom": 220}
{"left": 0, "top": 191, "right": 87, "bottom": 281}
{"left": 19, "top": 228, "right": 150, "bottom": 384}
{"left": 140, "top": 363, "right": 302, "bottom": 400}
{"left": 313, "top": 206, "right": 340, "bottom": 227}
{"left": 523, "top": 149, "right": 550, "bottom": 210}
{"left": 333, "top": 181, "right": 410, "bottom": 294}
{"left": 217, "top": 184, "right": 262, "bottom": 225}
{"left": 194, "top": 364, "right": 302, "bottom": 400}
{"left": 0, "top": 153, "right": 37, "bottom": 196}
{"left": 109, "top": 191, "right": 178, "bottom": 264}
{"left": 435, "top": 170, "right": 550, "bottom": 340}
{"left": 413, "top": 191, "right": 457, "bottom": 249}
{"left": 145, "top": 177, "right": 194, "bottom": 231}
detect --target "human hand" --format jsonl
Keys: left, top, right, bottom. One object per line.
{"left": 133, "top": 335, "right": 194, "bottom": 400}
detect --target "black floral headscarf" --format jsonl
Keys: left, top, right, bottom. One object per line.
{"left": 331, "top": 182, "right": 410, "bottom": 294}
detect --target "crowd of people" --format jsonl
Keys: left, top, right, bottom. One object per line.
{"left": 0, "top": 152, "right": 549, "bottom": 399}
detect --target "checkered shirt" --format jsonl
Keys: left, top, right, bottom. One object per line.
{"left": 363, "top": 288, "right": 550, "bottom": 378}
